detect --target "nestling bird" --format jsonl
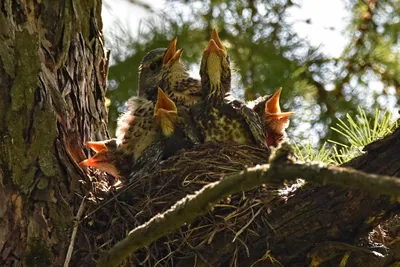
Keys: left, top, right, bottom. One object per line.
{"left": 247, "top": 88, "right": 294, "bottom": 146}
{"left": 151, "top": 88, "right": 201, "bottom": 158}
{"left": 118, "top": 88, "right": 200, "bottom": 174}
{"left": 193, "top": 29, "right": 267, "bottom": 147}
{"left": 263, "top": 88, "right": 294, "bottom": 147}
{"left": 80, "top": 94, "right": 159, "bottom": 178}
{"left": 80, "top": 88, "right": 199, "bottom": 178}
{"left": 199, "top": 29, "right": 231, "bottom": 106}
{"left": 80, "top": 49, "right": 169, "bottom": 178}
{"left": 119, "top": 88, "right": 199, "bottom": 159}
{"left": 80, "top": 96, "right": 160, "bottom": 178}
{"left": 140, "top": 38, "right": 201, "bottom": 106}
{"left": 117, "top": 98, "right": 161, "bottom": 159}
{"left": 83, "top": 36, "right": 203, "bottom": 178}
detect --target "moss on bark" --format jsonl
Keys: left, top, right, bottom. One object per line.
{"left": 0, "top": 0, "right": 108, "bottom": 265}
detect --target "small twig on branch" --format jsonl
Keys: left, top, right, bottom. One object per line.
{"left": 97, "top": 144, "right": 400, "bottom": 267}
{"left": 64, "top": 196, "right": 86, "bottom": 267}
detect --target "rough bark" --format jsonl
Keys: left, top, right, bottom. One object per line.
{"left": 0, "top": 0, "right": 107, "bottom": 266}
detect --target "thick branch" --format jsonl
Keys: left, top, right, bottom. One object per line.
{"left": 97, "top": 145, "right": 400, "bottom": 267}
{"left": 271, "top": 162, "right": 400, "bottom": 197}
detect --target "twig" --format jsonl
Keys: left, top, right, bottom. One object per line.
{"left": 64, "top": 196, "right": 86, "bottom": 267}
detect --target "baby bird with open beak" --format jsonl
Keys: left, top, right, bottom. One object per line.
{"left": 263, "top": 88, "right": 295, "bottom": 146}
{"left": 247, "top": 88, "right": 295, "bottom": 146}
{"left": 193, "top": 29, "right": 267, "bottom": 148}
{"left": 80, "top": 88, "right": 199, "bottom": 178}
{"left": 141, "top": 38, "right": 201, "bottom": 107}
{"left": 80, "top": 94, "right": 158, "bottom": 179}
{"left": 153, "top": 87, "right": 201, "bottom": 158}
{"left": 199, "top": 29, "right": 231, "bottom": 106}
{"left": 79, "top": 139, "right": 128, "bottom": 179}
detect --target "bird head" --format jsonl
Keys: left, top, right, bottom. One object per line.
{"left": 264, "top": 88, "right": 295, "bottom": 146}
{"left": 154, "top": 88, "right": 178, "bottom": 137}
{"left": 200, "top": 29, "right": 231, "bottom": 103}
{"left": 80, "top": 139, "right": 120, "bottom": 178}
{"left": 140, "top": 38, "right": 188, "bottom": 101}
{"left": 138, "top": 48, "right": 166, "bottom": 97}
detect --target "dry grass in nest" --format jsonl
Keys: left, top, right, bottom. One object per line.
{"left": 75, "top": 142, "right": 300, "bottom": 266}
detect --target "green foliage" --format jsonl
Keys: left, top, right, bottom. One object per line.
{"left": 329, "top": 107, "right": 398, "bottom": 164}
{"left": 293, "top": 142, "right": 335, "bottom": 164}
{"left": 294, "top": 108, "right": 398, "bottom": 164}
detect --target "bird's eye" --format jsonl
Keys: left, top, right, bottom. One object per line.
{"left": 149, "top": 62, "right": 159, "bottom": 71}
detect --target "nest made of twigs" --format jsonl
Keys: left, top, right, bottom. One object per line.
{"left": 74, "top": 142, "right": 301, "bottom": 266}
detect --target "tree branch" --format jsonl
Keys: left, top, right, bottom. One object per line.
{"left": 97, "top": 144, "right": 400, "bottom": 267}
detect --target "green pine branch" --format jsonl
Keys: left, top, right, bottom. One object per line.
{"left": 294, "top": 107, "right": 398, "bottom": 164}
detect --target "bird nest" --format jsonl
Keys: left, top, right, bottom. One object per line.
{"left": 75, "top": 142, "right": 301, "bottom": 266}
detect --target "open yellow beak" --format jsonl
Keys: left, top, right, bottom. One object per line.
{"left": 163, "top": 37, "right": 183, "bottom": 65}
{"left": 204, "top": 38, "right": 226, "bottom": 58}
{"left": 265, "top": 88, "right": 295, "bottom": 118}
{"left": 211, "top": 28, "right": 226, "bottom": 52}
{"left": 154, "top": 88, "right": 178, "bottom": 136}
{"left": 154, "top": 88, "right": 177, "bottom": 116}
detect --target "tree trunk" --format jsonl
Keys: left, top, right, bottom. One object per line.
{"left": 0, "top": 0, "right": 108, "bottom": 266}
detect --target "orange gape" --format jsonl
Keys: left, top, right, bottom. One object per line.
{"left": 264, "top": 88, "right": 294, "bottom": 147}
{"left": 80, "top": 140, "right": 120, "bottom": 178}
